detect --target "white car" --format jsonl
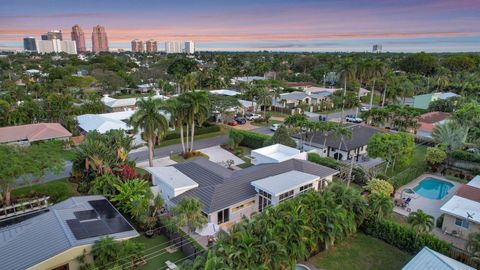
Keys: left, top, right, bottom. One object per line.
{"left": 345, "top": 115, "right": 363, "bottom": 123}
{"left": 270, "top": 123, "right": 281, "bottom": 131}
{"left": 245, "top": 113, "right": 261, "bottom": 121}
{"left": 360, "top": 106, "right": 369, "bottom": 112}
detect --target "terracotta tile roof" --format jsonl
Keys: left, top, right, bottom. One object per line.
{"left": 0, "top": 123, "right": 72, "bottom": 143}
{"left": 456, "top": 184, "right": 480, "bottom": 203}
{"left": 419, "top": 112, "right": 451, "bottom": 124}
{"left": 418, "top": 122, "right": 436, "bottom": 132}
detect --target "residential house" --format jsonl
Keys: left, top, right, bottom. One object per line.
{"left": 286, "top": 82, "right": 316, "bottom": 89}
{"left": 101, "top": 92, "right": 167, "bottom": 112}
{"left": 146, "top": 154, "right": 338, "bottom": 228}
{"left": 0, "top": 123, "right": 72, "bottom": 146}
{"left": 250, "top": 143, "right": 308, "bottom": 165}
{"left": 0, "top": 195, "right": 138, "bottom": 270}
{"left": 230, "top": 76, "right": 266, "bottom": 84}
{"left": 209, "top": 89, "right": 240, "bottom": 96}
{"left": 76, "top": 111, "right": 134, "bottom": 134}
{"left": 440, "top": 175, "right": 480, "bottom": 240}
{"left": 416, "top": 111, "right": 451, "bottom": 138}
{"left": 358, "top": 87, "right": 371, "bottom": 97}
{"left": 402, "top": 246, "right": 474, "bottom": 270}
{"left": 413, "top": 92, "right": 460, "bottom": 110}
{"left": 273, "top": 91, "right": 331, "bottom": 109}
{"left": 302, "top": 124, "right": 382, "bottom": 161}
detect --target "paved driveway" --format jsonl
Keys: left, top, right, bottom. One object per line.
{"left": 251, "top": 126, "right": 274, "bottom": 135}
{"left": 136, "top": 157, "right": 177, "bottom": 168}
{"left": 198, "top": 146, "right": 244, "bottom": 166}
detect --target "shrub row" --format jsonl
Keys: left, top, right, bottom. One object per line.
{"left": 230, "top": 129, "right": 271, "bottom": 149}
{"left": 361, "top": 217, "right": 451, "bottom": 255}
{"left": 450, "top": 150, "right": 480, "bottom": 163}
{"left": 164, "top": 124, "right": 221, "bottom": 141}
{"left": 390, "top": 163, "right": 427, "bottom": 189}
{"left": 307, "top": 153, "right": 368, "bottom": 185}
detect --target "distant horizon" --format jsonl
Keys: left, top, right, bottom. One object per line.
{"left": 1, "top": 0, "right": 480, "bottom": 52}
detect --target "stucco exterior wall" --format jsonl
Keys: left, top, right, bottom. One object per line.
{"left": 442, "top": 214, "right": 480, "bottom": 240}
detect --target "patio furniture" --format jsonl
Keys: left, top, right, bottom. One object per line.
{"left": 165, "top": 260, "right": 177, "bottom": 270}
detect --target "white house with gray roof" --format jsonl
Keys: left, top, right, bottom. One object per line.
{"left": 0, "top": 195, "right": 138, "bottom": 270}
{"left": 146, "top": 152, "right": 338, "bottom": 229}
{"left": 402, "top": 247, "right": 474, "bottom": 270}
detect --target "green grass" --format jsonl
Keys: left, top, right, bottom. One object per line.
{"left": 386, "top": 145, "right": 427, "bottom": 177}
{"left": 250, "top": 119, "right": 282, "bottom": 127}
{"left": 12, "top": 178, "right": 79, "bottom": 203}
{"left": 311, "top": 233, "right": 412, "bottom": 270}
{"left": 136, "top": 235, "right": 187, "bottom": 270}
{"left": 61, "top": 149, "right": 77, "bottom": 161}
{"left": 155, "top": 130, "right": 227, "bottom": 149}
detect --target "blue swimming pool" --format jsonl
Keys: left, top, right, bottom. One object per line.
{"left": 413, "top": 177, "right": 454, "bottom": 200}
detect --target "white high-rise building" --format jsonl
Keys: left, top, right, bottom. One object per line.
{"left": 35, "top": 39, "right": 77, "bottom": 54}
{"left": 165, "top": 41, "right": 183, "bottom": 53}
{"left": 184, "top": 41, "right": 195, "bottom": 54}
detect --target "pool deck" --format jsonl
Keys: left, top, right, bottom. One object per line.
{"left": 393, "top": 174, "right": 462, "bottom": 219}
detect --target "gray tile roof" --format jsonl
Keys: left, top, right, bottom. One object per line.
{"left": 305, "top": 124, "right": 382, "bottom": 151}
{"left": 402, "top": 247, "right": 475, "bottom": 270}
{"left": 0, "top": 195, "right": 138, "bottom": 270}
{"left": 171, "top": 158, "right": 338, "bottom": 213}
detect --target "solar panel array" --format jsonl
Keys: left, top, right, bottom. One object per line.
{"left": 66, "top": 199, "right": 133, "bottom": 240}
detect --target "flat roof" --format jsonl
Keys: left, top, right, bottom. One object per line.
{"left": 252, "top": 144, "right": 300, "bottom": 162}
{"left": 251, "top": 170, "right": 319, "bottom": 196}
{"left": 440, "top": 195, "right": 480, "bottom": 224}
{"left": 467, "top": 175, "right": 480, "bottom": 189}
{"left": 146, "top": 167, "right": 199, "bottom": 190}
{"left": 210, "top": 89, "right": 240, "bottom": 96}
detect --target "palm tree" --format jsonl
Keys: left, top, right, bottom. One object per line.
{"left": 172, "top": 197, "right": 207, "bottom": 233}
{"left": 368, "top": 60, "right": 385, "bottom": 109}
{"left": 256, "top": 87, "right": 272, "bottom": 119}
{"left": 432, "top": 122, "right": 467, "bottom": 152}
{"left": 369, "top": 193, "right": 393, "bottom": 218}
{"left": 339, "top": 58, "right": 356, "bottom": 122}
{"left": 182, "top": 73, "right": 197, "bottom": 91}
{"left": 164, "top": 98, "right": 188, "bottom": 153}
{"left": 466, "top": 232, "right": 480, "bottom": 258}
{"left": 91, "top": 236, "right": 120, "bottom": 268}
{"left": 130, "top": 97, "right": 169, "bottom": 167}
{"left": 180, "top": 91, "right": 210, "bottom": 153}
{"left": 332, "top": 125, "right": 352, "bottom": 160}
{"left": 381, "top": 70, "right": 395, "bottom": 107}
{"left": 244, "top": 85, "right": 259, "bottom": 112}
{"left": 407, "top": 210, "right": 435, "bottom": 234}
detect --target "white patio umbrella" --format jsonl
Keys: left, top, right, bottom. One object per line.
{"left": 195, "top": 222, "right": 220, "bottom": 236}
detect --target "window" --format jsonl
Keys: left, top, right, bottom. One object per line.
{"left": 299, "top": 183, "right": 313, "bottom": 194}
{"left": 455, "top": 218, "right": 469, "bottom": 229}
{"left": 258, "top": 189, "right": 272, "bottom": 212}
{"left": 217, "top": 208, "right": 230, "bottom": 224}
{"left": 279, "top": 190, "right": 294, "bottom": 202}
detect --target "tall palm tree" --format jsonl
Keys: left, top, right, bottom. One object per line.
{"left": 181, "top": 91, "right": 210, "bottom": 153}
{"left": 407, "top": 210, "right": 435, "bottom": 234}
{"left": 182, "top": 73, "right": 197, "bottom": 91}
{"left": 368, "top": 60, "right": 385, "bottom": 109}
{"left": 256, "top": 87, "right": 272, "bottom": 119}
{"left": 339, "top": 58, "right": 356, "bottom": 122}
{"left": 332, "top": 125, "right": 352, "bottom": 161}
{"left": 172, "top": 197, "right": 207, "bottom": 233}
{"left": 164, "top": 98, "right": 188, "bottom": 153}
{"left": 130, "top": 97, "right": 169, "bottom": 167}
{"left": 381, "top": 70, "right": 395, "bottom": 107}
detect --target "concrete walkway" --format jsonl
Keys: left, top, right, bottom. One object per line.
{"left": 198, "top": 146, "right": 244, "bottom": 167}
{"left": 136, "top": 157, "right": 177, "bottom": 168}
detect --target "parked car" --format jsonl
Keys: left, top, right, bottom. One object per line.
{"left": 360, "top": 106, "right": 369, "bottom": 112}
{"left": 234, "top": 117, "right": 246, "bottom": 124}
{"left": 270, "top": 123, "right": 281, "bottom": 131}
{"left": 227, "top": 120, "right": 238, "bottom": 126}
{"left": 245, "top": 113, "right": 261, "bottom": 121}
{"left": 345, "top": 115, "right": 362, "bottom": 123}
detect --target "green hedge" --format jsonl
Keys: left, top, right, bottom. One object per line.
{"left": 390, "top": 163, "right": 427, "bottom": 189}
{"left": 164, "top": 124, "right": 221, "bottom": 141}
{"left": 361, "top": 217, "right": 451, "bottom": 255}
{"left": 230, "top": 129, "right": 271, "bottom": 149}
{"left": 307, "top": 153, "right": 368, "bottom": 185}
{"left": 450, "top": 150, "right": 480, "bottom": 163}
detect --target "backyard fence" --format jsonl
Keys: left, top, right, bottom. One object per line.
{"left": 448, "top": 246, "right": 480, "bottom": 269}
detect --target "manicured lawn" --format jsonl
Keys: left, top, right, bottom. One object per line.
{"left": 386, "top": 145, "right": 427, "bottom": 177}
{"left": 250, "top": 119, "right": 282, "bottom": 127}
{"left": 12, "top": 178, "right": 79, "bottom": 203}
{"left": 311, "top": 233, "right": 412, "bottom": 270}
{"left": 136, "top": 235, "right": 187, "bottom": 270}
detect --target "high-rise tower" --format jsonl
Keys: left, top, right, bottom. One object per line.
{"left": 71, "top": 25, "right": 86, "bottom": 53}
{"left": 92, "top": 25, "right": 109, "bottom": 53}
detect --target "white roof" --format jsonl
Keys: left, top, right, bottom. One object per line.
{"left": 210, "top": 89, "right": 240, "bottom": 96}
{"left": 146, "top": 167, "right": 199, "bottom": 190}
{"left": 440, "top": 195, "right": 480, "bottom": 224}
{"left": 77, "top": 114, "right": 130, "bottom": 133}
{"left": 304, "top": 87, "right": 339, "bottom": 93}
{"left": 467, "top": 175, "right": 480, "bottom": 189}
{"left": 402, "top": 247, "right": 474, "bottom": 270}
{"left": 238, "top": 99, "right": 256, "bottom": 108}
{"left": 101, "top": 94, "right": 167, "bottom": 108}
{"left": 252, "top": 144, "right": 300, "bottom": 162}
{"left": 440, "top": 92, "right": 460, "bottom": 99}
{"left": 251, "top": 170, "right": 319, "bottom": 196}
{"left": 359, "top": 88, "right": 371, "bottom": 94}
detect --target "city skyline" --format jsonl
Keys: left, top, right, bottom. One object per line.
{"left": 1, "top": 0, "right": 480, "bottom": 52}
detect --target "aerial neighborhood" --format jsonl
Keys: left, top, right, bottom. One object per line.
{"left": 1, "top": 2, "right": 480, "bottom": 269}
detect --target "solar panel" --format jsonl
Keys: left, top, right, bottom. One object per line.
{"left": 67, "top": 199, "right": 134, "bottom": 240}
{"left": 74, "top": 210, "right": 98, "bottom": 221}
